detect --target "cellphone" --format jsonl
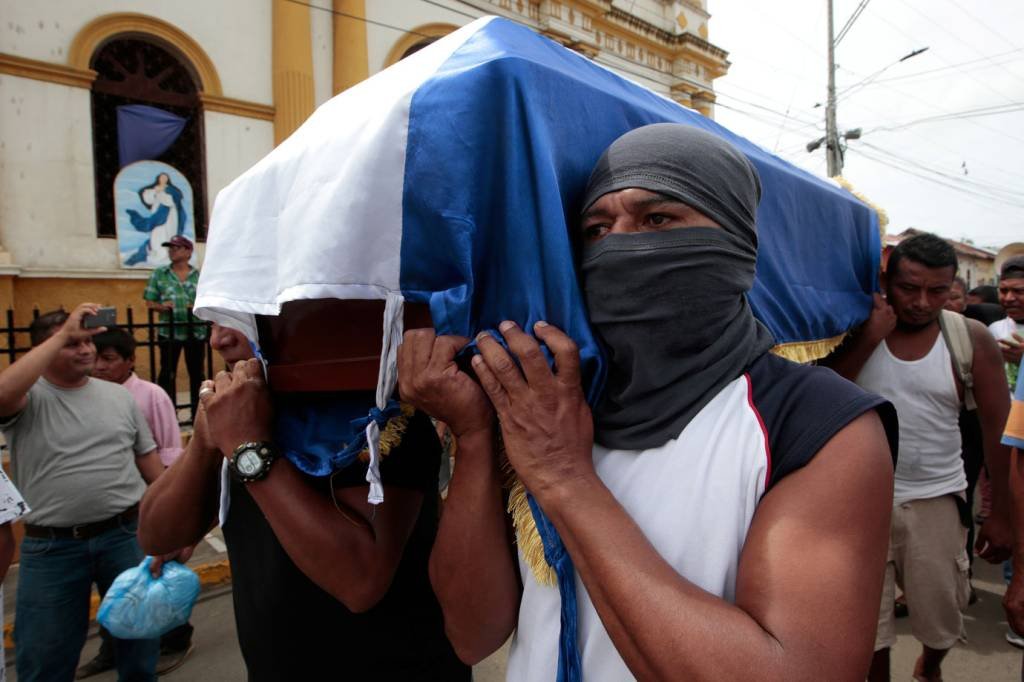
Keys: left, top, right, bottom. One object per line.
{"left": 83, "top": 307, "right": 117, "bottom": 329}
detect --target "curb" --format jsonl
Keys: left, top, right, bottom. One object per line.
{"left": 3, "top": 559, "right": 231, "bottom": 649}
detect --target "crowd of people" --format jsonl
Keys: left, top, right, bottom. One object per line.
{"left": 0, "top": 125, "right": 1021, "bottom": 681}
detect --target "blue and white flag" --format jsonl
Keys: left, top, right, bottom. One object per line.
{"left": 196, "top": 16, "right": 881, "bottom": 681}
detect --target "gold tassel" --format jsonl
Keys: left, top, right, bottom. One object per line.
{"left": 835, "top": 175, "right": 884, "bottom": 236}
{"left": 357, "top": 402, "right": 415, "bottom": 463}
{"left": 770, "top": 333, "right": 848, "bottom": 364}
{"left": 489, "top": 434, "right": 557, "bottom": 586}
{"left": 507, "top": 477, "right": 558, "bottom": 586}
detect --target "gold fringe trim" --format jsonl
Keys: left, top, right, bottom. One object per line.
{"left": 508, "top": 477, "right": 558, "bottom": 586}
{"left": 834, "top": 176, "right": 889, "bottom": 236}
{"left": 493, "top": 434, "right": 558, "bottom": 586}
{"left": 770, "top": 333, "right": 848, "bottom": 364}
{"left": 357, "top": 402, "right": 416, "bottom": 463}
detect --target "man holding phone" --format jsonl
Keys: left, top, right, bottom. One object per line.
{"left": 0, "top": 304, "right": 175, "bottom": 681}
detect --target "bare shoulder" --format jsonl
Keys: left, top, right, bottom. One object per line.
{"left": 735, "top": 411, "right": 893, "bottom": 672}
{"left": 966, "top": 316, "right": 997, "bottom": 342}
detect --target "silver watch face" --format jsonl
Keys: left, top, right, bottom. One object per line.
{"left": 236, "top": 450, "right": 264, "bottom": 477}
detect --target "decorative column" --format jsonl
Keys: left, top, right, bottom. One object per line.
{"left": 692, "top": 91, "right": 715, "bottom": 119}
{"left": 333, "top": 0, "right": 369, "bottom": 94}
{"left": 273, "top": 0, "right": 315, "bottom": 145}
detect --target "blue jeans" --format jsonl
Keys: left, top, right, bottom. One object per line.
{"left": 14, "top": 517, "right": 158, "bottom": 682}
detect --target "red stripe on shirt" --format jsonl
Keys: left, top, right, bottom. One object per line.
{"left": 745, "top": 372, "right": 772, "bottom": 490}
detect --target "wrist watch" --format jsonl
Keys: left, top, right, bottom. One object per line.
{"left": 229, "top": 441, "right": 277, "bottom": 482}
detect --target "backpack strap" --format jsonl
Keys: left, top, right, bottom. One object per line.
{"left": 939, "top": 309, "right": 976, "bottom": 410}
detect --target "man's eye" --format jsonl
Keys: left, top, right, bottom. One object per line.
{"left": 648, "top": 214, "right": 670, "bottom": 226}
{"left": 582, "top": 224, "right": 609, "bottom": 241}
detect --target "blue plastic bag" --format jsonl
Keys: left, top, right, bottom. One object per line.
{"left": 97, "top": 557, "right": 201, "bottom": 639}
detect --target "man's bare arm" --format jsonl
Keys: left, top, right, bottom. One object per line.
{"left": 244, "top": 461, "right": 425, "bottom": 612}
{"left": 541, "top": 413, "right": 892, "bottom": 681}
{"left": 138, "top": 412, "right": 222, "bottom": 554}
{"left": 397, "top": 330, "right": 521, "bottom": 664}
{"left": 0, "top": 524, "right": 14, "bottom": 581}
{"left": 969, "top": 319, "right": 1013, "bottom": 561}
{"left": 426, "top": 427, "right": 520, "bottom": 663}
{"left": 473, "top": 322, "right": 893, "bottom": 681}
{"left": 1005, "top": 447, "right": 1024, "bottom": 633}
{"left": 821, "top": 294, "right": 894, "bottom": 381}
{"left": 0, "top": 303, "right": 101, "bottom": 416}
{"left": 197, "top": 358, "right": 438, "bottom": 613}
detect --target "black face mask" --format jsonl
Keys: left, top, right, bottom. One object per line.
{"left": 582, "top": 227, "right": 775, "bottom": 450}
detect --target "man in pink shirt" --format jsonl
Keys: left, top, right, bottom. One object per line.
{"left": 93, "top": 328, "right": 182, "bottom": 466}
{"left": 79, "top": 326, "right": 192, "bottom": 678}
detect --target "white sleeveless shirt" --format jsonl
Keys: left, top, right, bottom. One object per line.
{"left": 505, "top": 353, "right": 894, "bottom": 682}
{"left": 856, "top": 334, "right": 964, "bottom": 502}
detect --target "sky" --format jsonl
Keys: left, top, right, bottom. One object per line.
{"left": 707, "top": 0, "right": 1024, "bottom": 250}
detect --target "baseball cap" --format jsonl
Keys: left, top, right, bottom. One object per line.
{"left": 161, "top": 235, "right": 194, "bottom": 250}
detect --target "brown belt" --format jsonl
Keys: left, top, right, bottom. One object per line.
{"left": 24, "top": 504, "right": 139, "bottom": 540}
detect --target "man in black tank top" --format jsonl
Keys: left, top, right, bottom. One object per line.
{"left": 138, "top": 326, "right": 468, "bottom": 681}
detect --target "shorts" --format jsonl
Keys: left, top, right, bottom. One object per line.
{"left": 875, "top": 494, "right": 970, "bottom": 651}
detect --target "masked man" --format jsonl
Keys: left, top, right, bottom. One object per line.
{"left": 398, "top": 124, "right": 898, "bottom": 680}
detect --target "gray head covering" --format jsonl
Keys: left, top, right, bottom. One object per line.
{"left": 582, "top": 122, "right": 762, "bottom": 242}
{"left": 580, "top": 123, "right": 775, "bottom": 450}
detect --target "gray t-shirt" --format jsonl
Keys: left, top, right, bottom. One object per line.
{"left": 1, "top": 377, "right": 156, "bottom": 526}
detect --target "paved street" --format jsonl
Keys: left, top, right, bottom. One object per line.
{"left": 5, "top": 548, "right": 1020, "bottom": 680}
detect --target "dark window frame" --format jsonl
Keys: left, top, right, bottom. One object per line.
{"left": 88, "top": 36, "right": 208, "bottom": 241}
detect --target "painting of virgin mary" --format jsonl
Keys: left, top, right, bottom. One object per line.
{"left": 115, "top": 161, "right": 195, "bottom": 268}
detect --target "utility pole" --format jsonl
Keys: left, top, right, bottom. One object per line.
{"left": 825, "top": 0, "right": 842, "bottom": 177}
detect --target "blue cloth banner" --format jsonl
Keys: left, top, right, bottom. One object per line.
{"left": 116, "top": 104, "right": 187, "bottom": 167}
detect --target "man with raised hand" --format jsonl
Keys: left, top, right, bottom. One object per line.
{"left": 0, "top": 304, "right": 169, "bottom": 682}
{"left": 399, "top": 123, "right": 898, "bottom": 680}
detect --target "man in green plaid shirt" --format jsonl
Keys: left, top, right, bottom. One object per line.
{"left": 143, "top": 236, "right": 206, "bottom": 417}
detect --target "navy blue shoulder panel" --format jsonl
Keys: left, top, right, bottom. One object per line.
{"left": 746, "top": 353, "right": 898, "bottom": 489}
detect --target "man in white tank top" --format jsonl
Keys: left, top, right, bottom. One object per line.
{"left": 828, "top": 232, "right": 1012, "bottom": 682}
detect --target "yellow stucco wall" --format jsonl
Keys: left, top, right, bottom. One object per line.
{"left": 0, "top": 276, "right": 226, "bottom": 385}
{"left": 12, "top": 277, "right": 147, "bottom": 324}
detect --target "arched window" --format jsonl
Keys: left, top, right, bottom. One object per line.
{"left": 400, "top": 38, "right": 439, "bottom": 61}
{"left": 89, "top": 37, "right": 207, "bottom": 240}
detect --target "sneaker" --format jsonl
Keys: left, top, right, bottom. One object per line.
{"left": 1006, "top": 629, "right": 1024, "bottom": 649}
{"left": 156, "top": 642, "right": 194, "bottom": 676}
{"left": 75, "top": 652, "right": 115, "bottom": 679}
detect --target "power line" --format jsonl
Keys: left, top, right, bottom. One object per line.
{"left": 937, "top": 0, "right": 1019, "bottom": 57}
{"left": 858, "top": 141, "right": 1024, "bottom": 201}
{"left": 867, "top": 102, "right": 1024, "bottom": 132}
{"left": 889, "top": 0, "right": 1024, "bottom": 99}
{"left": 848, "top": 146, "right": 1024, "bottom": 209}
{"left": 828, "top": 4, "right": 1024, "bottom": 148}
{"left": 834, "top": 0, "right": 872, "bottom": 46}
{"left": 872, "top": 48, "right": 1023, "bottom": 85}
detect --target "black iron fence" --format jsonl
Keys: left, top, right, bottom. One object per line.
{"left": 1, "top": 307, "right": 215, "bottom": 426}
